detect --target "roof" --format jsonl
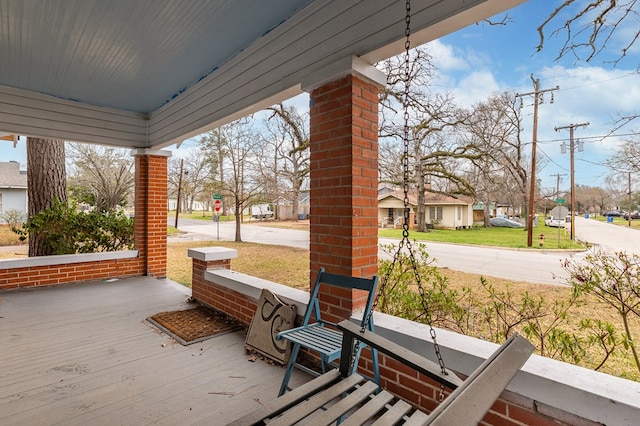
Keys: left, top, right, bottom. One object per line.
{"left": 0, "top": 0, "right": 523, "bottom": 150}
{"left": 0, "top": 161, "right": 27, "bottom": 189}
{"left": 378, "top": 187, "right": 471, "bottom": 206}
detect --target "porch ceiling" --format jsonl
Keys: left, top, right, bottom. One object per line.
{"left": 0, "top": 0, "right": 524, "bottom": 149}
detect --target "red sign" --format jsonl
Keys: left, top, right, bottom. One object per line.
{"left": 214, "top": 199, "right": 221, "bottom": 212}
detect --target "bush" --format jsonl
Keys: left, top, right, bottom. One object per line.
{"left": 1, "top": 209, "right": 25, "bottom": 228}
{"left": 377, "top": 241, "right": 632, "bottom": 378}
{"left": 13, "top": 199, "right": 134, "bottom": 254}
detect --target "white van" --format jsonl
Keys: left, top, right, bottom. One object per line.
{"left": 251, "top": 204, "right": 274, "bottom": 219}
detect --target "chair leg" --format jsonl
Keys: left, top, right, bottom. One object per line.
{"left": 279, "top": 343, "right": 301, "bottom": 396}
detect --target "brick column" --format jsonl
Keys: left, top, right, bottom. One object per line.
{"left": 134, "top": 149, "right": 171, "bottom": 278}
{"left": 304, "top": 57, "right": 386, "bottom": 320}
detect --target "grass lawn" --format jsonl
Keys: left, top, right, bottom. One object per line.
{"left": 168, "top": 240, "right": 310, "bottom": 290}
{"left": 379, "top": 223, "right": 583, "bottom": 250}
{"left": 590, "top": 214, "right": 640, "bottom": 229}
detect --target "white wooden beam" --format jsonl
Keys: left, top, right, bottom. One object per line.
{"left": 0, "top": 85, "right": 148, "bottom": 147}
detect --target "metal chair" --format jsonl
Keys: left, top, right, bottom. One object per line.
{"left": 276, "top": 267, "right": 379, "bottom": 396}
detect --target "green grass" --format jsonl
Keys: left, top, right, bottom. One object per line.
{"left": 379, "top": 223, "right": 583, "bottom": 250}
{"left": 590, "top": 215, "right": 640, "bottom": 229}
{"left": 170, "top": 210, "right": 237, "bottom": 222}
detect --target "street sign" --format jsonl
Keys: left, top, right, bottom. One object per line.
{"left": 213, "top": 193, "right": 223, "bottom": 200}
{"left": 555, "top": 198, "right": 565, "bottom": 204}
{"left": 214, "top": 199, "right": 221, "bottom": 212}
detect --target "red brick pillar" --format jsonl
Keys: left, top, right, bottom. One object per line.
{"left": 134, "top": 150, "right": 170, "bottom": 278}
{"left": 305, "top": 57, "right": 386, "bottom": 320}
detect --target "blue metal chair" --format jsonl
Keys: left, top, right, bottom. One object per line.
{"left": 276, "top": 267, "right": 380, "bottom": 396}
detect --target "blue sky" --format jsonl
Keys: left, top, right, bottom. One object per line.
{"left": 429, "top": 0, "right": 640, "bottom": 192}
{"left": 2, "top": 1, "right": 637, "bottom": 193}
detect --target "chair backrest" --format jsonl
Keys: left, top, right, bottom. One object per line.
{"left": 302, "top": 267, "right": 379, "bottom": 331}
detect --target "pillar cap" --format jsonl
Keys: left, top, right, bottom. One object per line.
{"left": 132, "top": 148, "right": 172, "bottom": 157}
{"left": 188, "top": 247, "right": 238, "bottom": 261}
{"left": 301, "top": 55, "right": 386, "bottom": 92}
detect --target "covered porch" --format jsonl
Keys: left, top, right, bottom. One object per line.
{"left": 2, "top": 1, "right": 639, "bottom": 424}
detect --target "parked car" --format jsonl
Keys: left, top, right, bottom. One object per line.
{"left": 545, "top": 216, "right": 565, "bottom": 227}
{"left": 603, "top": 210, "right": 623, "bottom": 217}
{"left": 489, "top": 217, "right": 523, "bottom": 228}
{"left": 622, "top": 211, "right": 640, "bottom": 220}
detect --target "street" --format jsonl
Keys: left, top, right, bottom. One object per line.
{"left": 171, "top": 218, "right": 640, "bottom": 285}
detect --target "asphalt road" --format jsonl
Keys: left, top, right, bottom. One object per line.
{"left": 173, "top": 218, "right": 581, "bottom": 285}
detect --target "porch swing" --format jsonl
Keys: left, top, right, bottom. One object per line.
{"left": 229, "top": 2, "right": 533, "bottom": 424}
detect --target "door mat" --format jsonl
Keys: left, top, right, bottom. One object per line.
{"left": 147, "top": 305, "right": 244, "bottom": 345}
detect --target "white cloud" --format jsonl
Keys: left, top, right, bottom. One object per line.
{"left": 427, "top": 40, "right": 470, "bottom": 72}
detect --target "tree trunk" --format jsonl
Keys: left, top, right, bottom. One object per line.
{"left": 27, "top": 138, "right": 67, "bottom": 256}
{"left": 234, "top": 199, "right": 242, "bottom": 242}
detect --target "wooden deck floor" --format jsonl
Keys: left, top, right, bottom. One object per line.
{"left": 0, "top": 277, "right": 309, "bottom": 425}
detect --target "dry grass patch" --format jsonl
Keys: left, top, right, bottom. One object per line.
{"left": 0, "top": 225, "right": 25, "bottom": 247}
{"left": 167, "top": 240, "right": 309, "bottom": 289}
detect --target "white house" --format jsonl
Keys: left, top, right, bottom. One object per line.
{"left": 378, "top": 187, "right": 474, "bottom": 230}
{"left": 0, "top": 161, "right": 27, "bottom": 223}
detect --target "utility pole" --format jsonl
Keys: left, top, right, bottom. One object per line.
{"left": 175, "top": 158, "right": 184, "bottom": 229}
{"left": 555, "top": 122, "right": 589, "bottom": 240}
{"left": 629, "top": 172, "right": 633, "bottom": 227}
{"left": 550, "top": 173, "right": 567, "bottom": 200}
{"left": 516, "top": 75, "right": 560, "bottom": 247}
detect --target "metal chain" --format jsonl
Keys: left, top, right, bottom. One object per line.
{"left": 356, "top": 0, "right": 449, "bottom": 401}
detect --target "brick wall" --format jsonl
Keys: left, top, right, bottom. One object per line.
{"left": 191, "top": 257, "right": 257, "bottom": 325}
{"left": 0, "top": 256, "right": 143, "bottom": 290}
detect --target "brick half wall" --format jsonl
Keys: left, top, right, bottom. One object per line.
{"left": 0, "top": 250, "right": 143, "bottom": 290}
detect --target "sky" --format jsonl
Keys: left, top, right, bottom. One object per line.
{"left": 1, "top": 1, "right": 637, "bottom": 194}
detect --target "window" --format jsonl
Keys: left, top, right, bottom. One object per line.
{"left": 429, "top": 206, "right": 443, "bottom": 220}
{"left": 457, "top": 206, "right": 462, "bottom": 220}
{"left": 0, "top": 193, "right": 3, "bottom": 213}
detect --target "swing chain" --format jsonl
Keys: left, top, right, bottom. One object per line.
{"left": 354, "top": 2, "right": 448, "bottom": 401}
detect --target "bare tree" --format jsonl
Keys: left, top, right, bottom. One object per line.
{"left": 206, "top": 119, "right": 263, "bottom": 242}
{"left": 168, "top": 151, "right": 215, "bottom": 214}
{"left": 379, "top": 47, "right": 475, "bottom": 231}
{"left": 67, "top": 143, "right": 134, "bottom": 212}
{"left": 465, "top": 92, "right": 529, "bottom": 226}
{"left": 606, "top": 138, "right": 640, "bottom": 174}
{"left": 198, "top": 130, "right": 230, "bottom": 215}
{"left": 537, "top": 0, "right": 640, "bottom": 65}
{"left": 262, "top": 103, "right": 310, "bottom": 221}
{"left": 26, "top": 138, "right": 67, "bottom": 256}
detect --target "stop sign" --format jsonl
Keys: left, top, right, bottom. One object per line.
{"left": 214, "top": 199, "right": 221, "bottom": 212}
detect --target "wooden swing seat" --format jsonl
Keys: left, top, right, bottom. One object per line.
{"left": 229, "top": 320, "right": 534, "bottom": 426}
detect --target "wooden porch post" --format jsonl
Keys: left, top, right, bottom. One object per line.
{"left": 305, "top": 57, "right": 386, "bottom": 321}
{"left": 133, "top": 149, "right": 171, "bottom": 278}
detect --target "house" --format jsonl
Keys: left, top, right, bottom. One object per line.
{"left": 378, "top": 187, "right": 473, "bottom": 229}
{"left": 0, "top": 161, "right": 27, "bottom": 223}
{"left": 275, "top": 191, "right": 310, "bottom": 220}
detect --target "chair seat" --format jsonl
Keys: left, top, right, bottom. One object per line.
{"left": 277, "top": 323, "right": 342, "bottom": 358}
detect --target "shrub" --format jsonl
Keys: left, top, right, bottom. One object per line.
{"left": 13, "top": 199, "right": 134, "bottom": 254}
{"left": 1, "top": 209, "right": 25, "bottom": 228}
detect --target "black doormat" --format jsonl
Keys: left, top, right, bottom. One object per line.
{"left": 147, "top": 305, "right": 243, "bottom": 345}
